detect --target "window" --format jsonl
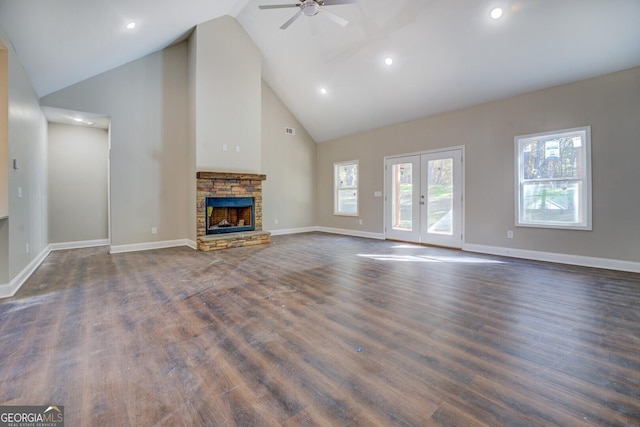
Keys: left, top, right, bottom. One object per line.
{"left": 334, "top": 160, "right": 358, "bottom": 216}
{"left": 515, "top": 126, "right": 591, "bottom": 230}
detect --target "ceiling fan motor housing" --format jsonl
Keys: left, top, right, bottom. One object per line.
{"left": 301, "top": 0, "right": 321, "bottom": 16}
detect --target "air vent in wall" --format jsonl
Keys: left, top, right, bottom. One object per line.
{"left": 285, "top": 127, "right": 296, "bottom": 135}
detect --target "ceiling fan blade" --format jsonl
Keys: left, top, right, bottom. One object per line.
{"left": 321, "top": 9, "right": 349, "bottom": 27}
{"left": 309, "top": 16, "right": 319, "bottom": 36}
{"left": 280, "top": 10, "right": 304, "bottom": 29}
{"left": 259, "top": 4, "right": 301, "bottom": 9}
{"left": 322, "top": 0, "right": 358, "bottom": 5}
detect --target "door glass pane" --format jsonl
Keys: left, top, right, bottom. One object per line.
{"left": 392, "top": 163, "right": 413, "bottom": 231}
{"left": 427, "top": 158, "right": 453, "bottom": 235}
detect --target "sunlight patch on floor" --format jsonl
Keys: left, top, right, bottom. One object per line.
{"left": 357, "top": 254, "right": 504, "bottom": 263}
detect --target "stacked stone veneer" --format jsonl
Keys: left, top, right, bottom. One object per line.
{"left": 196, "top": 172, "right": 270, "bottom": 251}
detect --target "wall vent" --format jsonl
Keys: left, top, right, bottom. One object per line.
{"left": 285, "top": 127, "right": 296, "bottom": 135}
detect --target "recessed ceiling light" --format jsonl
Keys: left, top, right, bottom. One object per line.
{"left": 384, "top": 57, "right": 394, "bottom": 66}
{"left": 490, "top": 7, "right": 503, "bottom": 20}
{"left": 320, "top": 87, "right": 327, "bottom": 95}
{"left": 73, "top": 117, "right": 83, "bottom": 122}
{"left": 125, "top": 21, "right": 137, "bottom": 30}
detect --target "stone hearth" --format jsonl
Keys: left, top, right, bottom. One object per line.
{"left": 196, "top": 172, "right": 270, "bottom": 251}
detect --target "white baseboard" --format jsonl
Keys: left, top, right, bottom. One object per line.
{"left": 268, "top": 226, "right": 318, "bottom": 236}
{"left": 0, "top": 245, "right": 52, "bottom": 299}
{"left": 110, "top": 239, "right": 195, "bottom": 254}
{"left": 463, "top": 243, "right": 640, "bottom": 273}
{"left": 49, "top": 239, "right": 110, "bottom": 251}
{"left": 268, "top": 225, "right": 385, "bottom": 240}
{"left": 316, "top": 226, "right": 385, "bottom": 240}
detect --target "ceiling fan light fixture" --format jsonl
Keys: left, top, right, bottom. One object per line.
{"left": 301, "top": 1, "right": 320, "bottom": 16}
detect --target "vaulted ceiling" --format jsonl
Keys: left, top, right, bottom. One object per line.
{"left": 1, "top": 0, "right": 639, "bottom": 142}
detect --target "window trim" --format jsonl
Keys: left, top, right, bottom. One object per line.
{"left": 515, "top": 126, "right": 592, "bottom": 230}
{"left": 334, "top": 160, "right": 359, "bottom": 217}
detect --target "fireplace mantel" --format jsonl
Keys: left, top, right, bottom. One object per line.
{"left": 196, "top": 172, "right": 266, "bottom": 181}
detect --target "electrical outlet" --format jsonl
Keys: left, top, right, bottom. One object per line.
{"left": 26, "top": 243, "right": 29, "bottom": 254}
{"left": 507, "top": 230, "right": 514, "bottom": 239}
{"left": 359, "top": 219, "right": 363, "bottom": 225}
{"left": 152, "top": 227, "right": 158, "bottom": 234}
{"left": 274, "top": 219, "right": 279, "bottom": 225}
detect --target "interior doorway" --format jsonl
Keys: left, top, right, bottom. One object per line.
{"left": 384, "top": 147, "right": 464, "bottom": 248}
{"left": 43, "top": 107, "right": 111, "bottom": 247}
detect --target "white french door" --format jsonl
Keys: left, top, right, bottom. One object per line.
{"left": 385, "top": 155, "right": 421, "bottom": 242}
{"left": 384, "top": 148, "right": 463, "bottom": 248}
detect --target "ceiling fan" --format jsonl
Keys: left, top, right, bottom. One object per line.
{"left": 259, "top": 0, "right": 357, "bottom": 30}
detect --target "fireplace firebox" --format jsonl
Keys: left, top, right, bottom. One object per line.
{"left": 206, "top": 197, "right": 255, "bottom": 235}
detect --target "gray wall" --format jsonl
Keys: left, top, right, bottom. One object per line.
{"left": 261, "top": 81, "right": 317, "bottom": 232}
{"left": 192, "top": 16, "right": 262, "bottom": 174}
{"left": 0, "top": 25, "right": 48, "bottom": 286}
{"left": 41, "top": 42, "right": 190, "bottom": 247}
{"left": 317, "top": 66, "right": 640, "bottom": 263}
{"left": 0, "top": 42, "right": 7, "bottom": 219}
{"left": 48, "top": 123, "right": 108, "bottom": 244}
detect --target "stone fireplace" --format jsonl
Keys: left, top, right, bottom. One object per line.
{"left": 196, "top": 172, "right": 270, "bottom": 251}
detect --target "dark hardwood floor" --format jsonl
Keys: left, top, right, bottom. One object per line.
{"left": 1, "top": 232, "right": 639, "bottom": 426}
